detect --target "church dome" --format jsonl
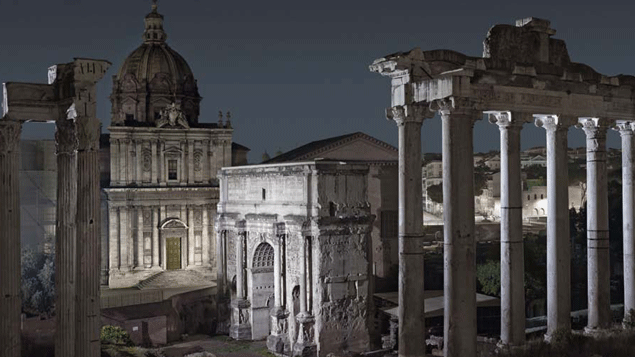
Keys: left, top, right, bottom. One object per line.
{"left": 110, "top": 0, "right": 201, "bottom": 126}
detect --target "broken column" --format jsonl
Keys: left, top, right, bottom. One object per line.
{"left": 230, "top": 226, "right": 251, "bottom": 339}
{"left": 579, "top": 118, "right": 611, "bottom": 332}
{"left": 618, "top": 121, "right": 635, "bottom": 325}
{"left": 0, "top": 119, "right": 22, "bottom": 357}
{"left": 488, "top": 111, "right": 526, "bottom": 346}
{"left": 386, "top": 103, "right": 428, "bottom": 356}
{"left": 535, "top": 115, "right": 571, "bottom": 339}
{"left": 434, "top": 97, "right": 478, "bottom": 357}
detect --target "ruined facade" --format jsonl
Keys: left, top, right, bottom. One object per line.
{"left": 104, "top": 2, "right": 234, "bottom": 287}
{"left": 371, "top": 17, "right": 635, "bottom": 357}
{"left": 217, "top": 161, "right": 378, "bottom": 357}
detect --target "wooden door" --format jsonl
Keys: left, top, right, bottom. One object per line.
{"left": 166, "top": 237, "right": 181, "bottom": 270}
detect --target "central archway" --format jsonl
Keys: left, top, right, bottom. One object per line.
{"left": 249, "top": 242, "right": 275, "bottom": 339}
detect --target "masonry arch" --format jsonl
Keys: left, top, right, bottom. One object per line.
{"left": 160, "top": 218, "right": 188, "bottom": 270}
{"left": 249, "top": 242, "right": 275, "bottom": 339}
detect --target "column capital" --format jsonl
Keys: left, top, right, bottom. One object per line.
{"left": 577, "top": 117, "right": 610, "bottom": 140}
{"left": 485, "top": 111, "right": 531, "bottom": 130}
{"left": 0, "top": 120, "right": 22, "bottom": 154}
{"left": 534, "top": 114, "right": 576, "bottom": 132}
{"left": 55, "top": 117, "right": 78, "bottom": 155}
{"left": 386, "top": 103, "right": 433, "bottom": 126}
{"left": 614, "top": 120, "right": 635, "bottom": 136}
{"left": 431, "top": 97, "right": 479, "bottom": 118}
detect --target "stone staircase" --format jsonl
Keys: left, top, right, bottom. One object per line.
{"left": 137, "top": 269, "right": 213, "bottom": 290}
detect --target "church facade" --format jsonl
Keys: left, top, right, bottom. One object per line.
{"left": 104, "top": 2, "right": 235, "bottom": 288}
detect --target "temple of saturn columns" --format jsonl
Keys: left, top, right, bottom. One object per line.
{"left": 1, "top": 58, "right": 110, "bottom": 357}
{"left": 371, "top": 17, "right": 635, "bottom": 356}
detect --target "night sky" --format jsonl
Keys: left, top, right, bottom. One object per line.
{"left": 2, "top": 0, "right": 634, "bottom": 163}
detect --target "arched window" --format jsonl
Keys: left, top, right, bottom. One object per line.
{"left": 534, "top": 194, "right": 537, "bottom": 200}
{"left": 541, "top": 194, "right": 544, "bottom": 199}
{"left": 527, "top": 195, "right": 531, "bottom": 200}
{"left": 252, "top": 243, "right": 274, "bottom": 272}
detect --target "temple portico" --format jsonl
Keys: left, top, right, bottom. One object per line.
{"left": 371, "top": 17, "right": 635, "bottom": 357}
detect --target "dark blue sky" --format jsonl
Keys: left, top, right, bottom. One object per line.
{"left": 1, "top": 0, "right": 633, "bottom": 162}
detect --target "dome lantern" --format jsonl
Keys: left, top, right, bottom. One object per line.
{"left": 143, "top": 0, "right": 167, "bottom": 43}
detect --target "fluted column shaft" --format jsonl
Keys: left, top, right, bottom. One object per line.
{"left": 75, "top": 113, "right": 102, "bottom": 357}
{"left": 386, "top": 104, "right": 427, "bottom": 357}
{"left": 579, "top": 118, "right": 611, "bottom": 331}
{"left": 0, "top": 120, "right": 22, "bottom": 357}
{"left": 437, "top": 100, "right": 477, "bottom": 357}
{"left": 300, "top": 235, "right": 308, "bottom": 313}
{"left": 55, "top": 117, "right": 78, "bottom": 357}
{"left": 618, "top": 123, "right": 635, "bottom": 324}
{"left": 274, "top": 236, "right": 282, "bottom": 307}
{"left": 536, "top": 115, "right": 571, "bottom": 337}
{"left": 488, "top": 112, "right": 525, "bottom": 346}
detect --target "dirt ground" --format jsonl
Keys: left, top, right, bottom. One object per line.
{"left": 158, "top": 335, "right": 272, "bottom": 357}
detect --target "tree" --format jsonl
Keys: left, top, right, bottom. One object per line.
{"left": 21, "top": 247, "right": 55, "bottom": 316}
{"left": 427, "top": 183, "right": 443, "bottom": 204}
{"left": 476, "top": 260, "right": 501, "bottom": 296}
{"left": 474, "top": 164, "right": 491, "bottom": 197}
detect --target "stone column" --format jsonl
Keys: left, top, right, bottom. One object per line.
{"left": 54, "top": 115, "right": 78, "bottom": 357}
{"left": 120, "top": 139, "right": 128, "bottom": 185}
{"left": 159, "top": 140, "right": 166, "bottom": 186}
{"left": 136, "top": 140, "right": 142, "bottom": 184}
{"left": 111, "top": 138, "right": 119, "bottom": 185}
{"left": 188, "top": 206, "right": 195, "bottom": 267}
{"left": 0, "top": 120, "right": 22, "bottom": 357}
{"left": 203, "top": 140, "right": 210, "bottom": 183}
{"left": 75, "top": 110, "right": 102, "bottom": 357}
{"left": 120, "top": 206, "right": 130, "bottom": 271}
{"left": 618, "top": 122, "right": 635, "bottom": 325}
{"left": 293, "top": 233, "right": 316, "bottom": 357}
{"left": 385, "top": 104, "right": 428, "bottom": 357}
{"left": 109, "top": 207, "right": 119, "bottom": 272}
{"left": 434, "top": 98, "right": 478, "bottom": 357}
{"left": 152, "top": 207, "right": 160, "bottom": 268}
{"left": 202, "top": 206, "right": 210, "bottom": 266}
{"left": 268, "top": 227, "right": 290, "bottom": 354}
{"left": 137, "top": 207, "right": 144, "bottom": 269}
{"left": 487, "top": 111, "right": 526, "bottom": 346}
{"left": 535, "top": 115, "right": 572, "bottom": 339}
{"left": 579, "top": 118, "right": 611, "bottom": 332}
{"left": 188, "top": 140, "right": 195, "bottom": 184}
{"left": 151, "top": 139, "right": 158, "bottom": 184}
{"left": 230, "top": 230, "right": 252, "bottom": 340}
{"left": 181, "top": 141, "right": 187, "bottom": 185}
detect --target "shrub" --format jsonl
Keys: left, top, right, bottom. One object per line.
{"left": 100, "top": 325, "right": 134, "bottom": 346}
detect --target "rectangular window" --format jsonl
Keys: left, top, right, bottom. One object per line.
{"left": 168, "top": 159, "right": 178, "bottom": 180}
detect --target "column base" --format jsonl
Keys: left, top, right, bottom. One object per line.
{"left": 584, "top": 326, "right": 608, "bottom": 337}
{"left": 293, "top": 312, "right": 316, "bottom": 357}
{"left": 229, "top": 299, "right": 252, "bottom": 340}
{"left": 267, "top": 307, "right": 290, "bottom": 354}
{"left": 292, "top": 342, "right": 317, "bottom": 357}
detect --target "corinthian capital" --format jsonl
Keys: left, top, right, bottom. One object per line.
{"left": 577, "top": 117, "right": 609, "bottom": 140}
{"left": 614, "top": 120, "right": 635, "bottom": 136}
{"left": 0, "top": 120, "right": 22, "bottom": 154}
{"left": 486, "top": 111, "right": 531, "bottom": 131}
{"left": 534, "top": 114, "right": 575, "bottom": 132}
{"left": 385, "top": 103, "right": 433, "bottom": 126}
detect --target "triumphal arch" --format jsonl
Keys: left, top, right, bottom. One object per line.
{"left": 1, "top": 58, "right": 110, "bottom": 357}
{"left": 371, "top": 17, "right": 635, "bottom": 356}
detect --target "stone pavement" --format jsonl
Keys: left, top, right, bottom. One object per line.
{"left": 159, "top": 335, "right": 270, "bottom": 357}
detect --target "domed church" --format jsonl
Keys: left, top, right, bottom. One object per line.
{"left": 103, "top": 1, "right": 245, "bottom": 288}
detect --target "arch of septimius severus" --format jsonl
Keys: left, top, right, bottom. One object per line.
{"left": 1, "top": 58, "right": 110, "bottom": 357}
{"left": 371, "top": 17, "right": 635, "bottom": 357}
